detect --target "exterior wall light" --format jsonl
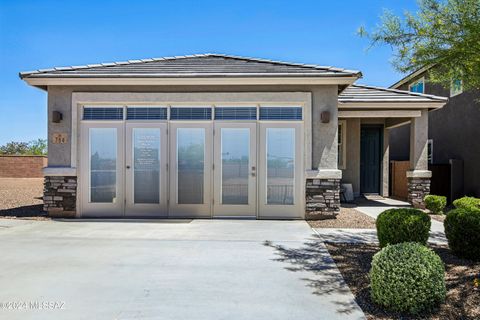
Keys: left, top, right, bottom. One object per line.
{"left": 52, "top": 111, "right": 63, "bottom": 123}
{"left": 321, "top": 111, "right": 330, "bottom": 123}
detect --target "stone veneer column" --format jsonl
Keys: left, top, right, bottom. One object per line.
{"left": 305, "top": 170, "right": 341, "bottom": 220}
{"left": 408, "top": 110, "right": 431, "bottom": 209}
{"left": 43, "top": 176, "right": 77, "bottom": 217}
{"left": 406, "top": 172, "right": 431, "bottom": 209}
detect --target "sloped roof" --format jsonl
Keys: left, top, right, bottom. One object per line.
{"left": 339, "top": 84, "right": 448, "bottom": 103}
{"left": 20, "top": 53, "right": 362, "bottom": 79}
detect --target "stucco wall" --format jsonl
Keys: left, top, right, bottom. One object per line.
{"left": 341, "top": 118, "right": 360, "bottom": 194}
{"left": 46, "top": 84, "right": 339, "bottom": 170}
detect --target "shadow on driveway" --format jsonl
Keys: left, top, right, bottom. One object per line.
{"left": 264, "top": 238, "right": 363, "bottom": 316}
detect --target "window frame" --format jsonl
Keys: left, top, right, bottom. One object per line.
{"left": 450, "top": 78, "right": 463, "bottom": 97}
{"left": 338, "top": 120, "right": 347, "bottom": 170}
{"left": 427, "top": 139, "right": 433, "bottom": 164}
{"left": 408, "top": 77, "right": 425, "bottom": 94}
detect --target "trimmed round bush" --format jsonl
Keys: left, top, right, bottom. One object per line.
{"left": 424, "top": 195, "right": 447, "bottom": 214}
{"left": 370, "top": 242, "right": 446, "bottom": 314}
{"left": 376, "top": 208, "right": 431, "bottom": 247}
{"left": 444, "top": 208, "right": 480, "bottom": 261}
{"left": 452, "top": 196, "right": 480, "bottom": 210}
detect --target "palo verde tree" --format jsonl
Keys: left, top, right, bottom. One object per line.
{"left": 359, "top": 0, "right": 480, "bottom": 91}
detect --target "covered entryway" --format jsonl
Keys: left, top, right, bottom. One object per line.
{"left": 360, "top": 125, "right": 382, "bottom": 194}
{"left": 79, "top": 104, "right": 304, "bottom": 219}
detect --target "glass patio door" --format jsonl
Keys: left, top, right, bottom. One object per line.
{"left": 80, "top": 122, "right": 124, "bottom": 217}
{"left": 213, "top": 123, "right": 257, "bottom": 217}
{"left": 169, "top": 123, "right": 213, "bottom": 217}
{"left": 258, "top": 123, "right": 303, "bottom": 219}
{"left": 125, "top": 123, "right": 168, "bottom": 217}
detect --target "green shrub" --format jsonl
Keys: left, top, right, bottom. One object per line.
{"left": 370, "top": 242, "right": 446, "bottom": 314}
{"left": 376, "top": 208, "right": 431, "bottom": 247}
{"left": 444, "top": 208, "right": 480, "bottom": 261}
{"left": 452, "top": 196, "right": 480, "bottom": 210}
{"left": 424, "top": 195, "right": 447, "bottom": 214}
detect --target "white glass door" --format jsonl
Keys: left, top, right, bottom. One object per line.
{"left": 258, "top": 123, "right": 303, "bottom": 219}
{"left": 80, "top": 122, "right": 124, "bottom": 217}
{"left": 125, "top": 123, "right": 167, "bottom": 217}
{"left": 169, "top": 123, "right": 212, "bottom": 217}
{"left": 213, "top": 123, "right": 256, "bottom": 217}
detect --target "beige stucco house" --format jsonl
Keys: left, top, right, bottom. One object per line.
{"left": 20, "top": 54, "right": 447, "bottom": 219}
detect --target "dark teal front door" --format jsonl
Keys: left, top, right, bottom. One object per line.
{"left": 360, "top": 126, "right": 382, "bottom": 194}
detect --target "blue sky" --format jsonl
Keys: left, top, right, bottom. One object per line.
{"left": 0, "top": 0, "right": 419, "bottom": 145}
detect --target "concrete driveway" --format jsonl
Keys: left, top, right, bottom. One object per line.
{"left": 0, "top": 219, "right": 364, "bottom": 320}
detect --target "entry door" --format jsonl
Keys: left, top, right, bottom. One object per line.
{"left": 258, "top": 123, "right": 303, "bottom": 219}
{"left": 80, "top": 122, "right": 124, "bottom": 217}
{"left": 125, "top": 123, "right": 168, "bottom": 217}
{"left": 169, "top": 123, "right": 213, "bottom": 217}
{"left": 360, "top": 126, "right": 382, "bottom": 194}
{"left": 213, "top": 123, "right": 257, "bottom": 217}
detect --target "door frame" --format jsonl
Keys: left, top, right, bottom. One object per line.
{"left": 257, "top": 122, "right": 304, "bottom": 219}
{"left": 79, "top": 121, "right": 125, "bottom": 217}
{"left": 360, "top": 125, "right": 383, "bottom": 194}
{"left": 125, "top": 122, "right": 168, "bottom": 217}
{"left": 212, "top": 122, "right": 257, "bottom": 218}
{"left": 168, "top": 122, "right": 213, "bottom": 218}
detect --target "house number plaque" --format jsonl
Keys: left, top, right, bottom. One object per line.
{"left": 52, "top": 133, "right": 68, "bottom": 144}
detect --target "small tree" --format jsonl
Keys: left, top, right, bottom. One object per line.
{"left": 28, "top": 139, "right": 47, "bottom": 155}
{"left": 359, "top": 0, "right": 480, "bottom": 91}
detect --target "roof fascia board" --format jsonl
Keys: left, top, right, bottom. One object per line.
{"left": 338, "top": 110, "right": 422, "bottom": 118}
{"left": 338, "top": 101, "right": 446, "bottom": 109}
{"left": 24, "top": 76, "right": 358, "bottom": 87}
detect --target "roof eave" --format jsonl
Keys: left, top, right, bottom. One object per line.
{"left": 338, "top": 100, "right": 447, "bottom": 109}
{"left": 22, "top": 75, "right": 360, "bottom": 88}
{"left": 389, "top": 65, "right": 432, "bottom": 89}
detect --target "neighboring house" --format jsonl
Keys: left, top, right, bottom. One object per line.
{"left": 20, "top": 54, "right": 447, "bottom": 219}
{"left": 390, "top": 68, "right": 480, "bottom": 201}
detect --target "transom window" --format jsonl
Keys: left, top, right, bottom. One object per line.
{"left": 82, "top": 105, "right": 303, "bottom": 121}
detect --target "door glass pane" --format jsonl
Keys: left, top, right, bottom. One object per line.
{"left": 90, "top": 128, "right": 117, "bottom": 203}
{"left": 133, "top": 128, "right": 160, "bottom": 204}
{"left": 221, "top": 128, "right": 249, "bottom": 204}
{"left": 266, "top": 128, "right": 295, "bottom": 205}
{"left": 177, "top": 128, "right": 205, "bottom": 204}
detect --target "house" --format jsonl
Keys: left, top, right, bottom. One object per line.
{"left": 389, "top": 68, "right": 480, "bottom": 201}
{"left": 19, "top": 54, "right": 447, "bottom": 219}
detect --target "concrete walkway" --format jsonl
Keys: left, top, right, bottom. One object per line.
{"left": 0, "top": 219, "right": 365, "bottom": 320}
{"left": 314, "top": 198, "right": 447, "bottom": 245}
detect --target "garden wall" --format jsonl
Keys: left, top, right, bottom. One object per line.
{"left": 0, "top": 155, "right": 47, "bottom": 178}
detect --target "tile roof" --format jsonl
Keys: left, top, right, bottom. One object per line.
{"left": 19, "top": 53, "right": 362, "bottom": 79}
{"left": 339, "top": 84, "right": 448, "bottom": 103}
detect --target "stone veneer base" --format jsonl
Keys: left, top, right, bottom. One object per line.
{"left": 43, "top": 176, "right": 77, "bottom": 218}
{"left": 407, "top": 177, "right": 430, "bottom": 209}
{"left": 305, "top": 178, "right": 340, "bottom": 220}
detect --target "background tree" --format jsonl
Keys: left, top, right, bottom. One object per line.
{"left": 0, "top": 139, "right": 47, "bottom": 155}
{"left": 28, "top": 139, "right": 47, "bottom": 155}
{"left": 359, "top": 0, "right": 480, "bottom": 91}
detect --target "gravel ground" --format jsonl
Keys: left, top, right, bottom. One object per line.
{"left": 326, "top": 242, "right": 480, "bottom": 320}
{"left": 0, "top": 178, "right": 47, "bottom": 218}
{"left": 308, "top": 205, "right": 376, "bottom": 229}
